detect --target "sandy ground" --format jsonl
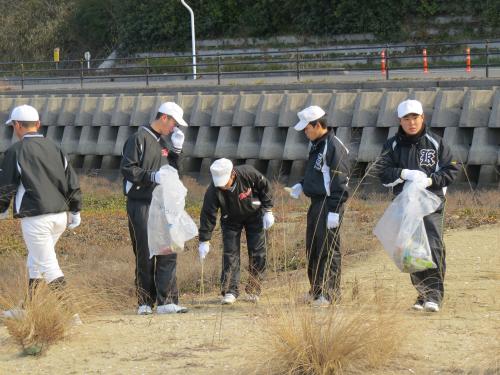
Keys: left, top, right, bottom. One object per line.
{"left": 1, "top": 224, "right": 499, "bottom": 375}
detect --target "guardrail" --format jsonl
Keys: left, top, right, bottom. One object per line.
{"left": 1, "top": 39, "right": 500, "bottom": 89}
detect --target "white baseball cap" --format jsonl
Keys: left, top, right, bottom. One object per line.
{"left": 397, "top": 99, "right": 423, "bottom": 118}
{"left": 210, "top": 158, "right": 234, "bottom": 187}
{"left": 158, "top": 102, "right": 188, "bottom": 126}
{"left": 5, "top": 104, "right": 39, "bottom": 125}
{"left": 294, "top": 105, "right": 326, "bottom": 131}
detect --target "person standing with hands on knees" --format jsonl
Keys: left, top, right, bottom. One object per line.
{"left": 198, "top": 159, "right": 274, "bottom": 305}
{"left": 0, "top": 105, "right": 82, "bottom": 317}
{"left": 286, "top": 106, "right": 350, "bottom": 307}
{"left": 376, "top": 99, "right": 458, "bottom": 312}
{"left": 121, "top": 102, "right": 188, "bottom": 315}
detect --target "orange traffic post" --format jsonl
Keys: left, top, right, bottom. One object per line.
{"left": 381, "top": 50, "right": 386, "bottom": 75}
{"left": 466, "top": 47, "right": 471, "bottom": 72}
{"left": 423, "top": 48, "right": 428, "bottom": 73}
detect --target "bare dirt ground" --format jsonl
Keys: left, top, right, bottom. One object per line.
{"left": 1, "top": 223, "right": 498, "bottom": 375}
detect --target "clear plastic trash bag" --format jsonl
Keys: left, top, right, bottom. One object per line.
{"left": 373, "top": 181, "right": 442, "bottom": 273}
{"left": 148, "top": 165, "right": 198, "bottom": 258}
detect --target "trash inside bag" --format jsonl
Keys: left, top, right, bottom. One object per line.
{"left": 148, "top": 165, "right": 198, "bottom": 258}
{"left": 373, "top": 181, "right": 441, "bottom": 273}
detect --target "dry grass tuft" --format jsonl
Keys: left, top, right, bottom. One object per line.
{"left": 0, "top": 256, "right": 130, "bottom": 355}
{"left": 259, "top": 292, "right": 405, "bottom": 375}
{"left": 1, "top": 282, "right": 75, "bottom": 356}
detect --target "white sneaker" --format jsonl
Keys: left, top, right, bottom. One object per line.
{"left": 412, "top": 300, "right": 424, "bottom": 311}
{"left": 221, "top": 293, "right": 237, "bottom": 305}
{"left": 2, "top": 308, "right": 25, "bottom": 319}
{"left": 157, "top": 303, "right": 188, "bottom": 314}
{"left": 71, "top": 313, "right": 83, "bottom": 326}
{"left": 312, "top": 296, "right": 330, "bottom": 307}
{"left": 137, "top": 305, "right": 153, "bottom": 315}
{"left": 245, "top": 294, "right": 260, "bottom": 303}
{"left": 424, "top": 301, "right": 440, "bottom": 312}
{"left": 412, "top": 303, "right": 424, "bottom": 311}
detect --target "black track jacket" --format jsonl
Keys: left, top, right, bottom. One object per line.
{"left": 0, "top": 133, "right": 81, "bottom": 218}
{"left": 121, "top": 126, "right": 180, "bottom": 202}
{"left": 301, "top": 130, "right": 350, "bottom": 213}
{"left": 199, "top": 165, "right": 273, "bottom": 242}
{"left": 376, "top": 126, "right": 458, "bottom": 198}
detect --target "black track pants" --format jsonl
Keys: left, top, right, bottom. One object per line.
{"left": 306, "top": 198, "right": 342, "bottom": 301}
{"left": 127, "top": 199, "right": 178, "bottom": 307}
{"left": 410, "top": 206, "right": 446, "bottom": 305}
{"left": 220, "top": 214, "right": 266, "bottom": 297}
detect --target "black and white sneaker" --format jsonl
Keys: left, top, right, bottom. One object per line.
{"left": 423, "top": 301, "right": 440, "bottom": 312}
{"left": 221, "top": 293, "right": 237, "bottom": 305}
{"left": 137, "top": 305, "right": 153, "bottom": 315}
{"left": 412, "top": 301, "right": 424, "bottom": 311}
{"left": 157, "top": 304, "right": 188, "bottom": 314}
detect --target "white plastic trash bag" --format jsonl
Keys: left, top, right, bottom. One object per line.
{"left": 148, "top": 165, "right": 198, "bottom": 258}
{"left": 373, "top": 181, "right": 442, "bottom": 273}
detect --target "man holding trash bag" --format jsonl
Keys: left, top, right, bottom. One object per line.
{"left": 121, "top": 102, "right": 188, "bottom": 315}
{"left": 198, "top": 158, "right": 274, "bottom": 305}
{"left": 285, "top": 106, "right": 350, "bottom": 307}
{"left": 376, "top": 99, "right": 458, "bottom": 312}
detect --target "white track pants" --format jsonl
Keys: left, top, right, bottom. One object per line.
{"left": 21, "top": 212, "right": 67, "bottom": 283}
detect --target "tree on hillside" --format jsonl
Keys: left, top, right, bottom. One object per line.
{"left": 71, "top": 0, "right": 119, "bottom": 55}
{"left": 0, "top": 0, "right": 499, "bottom": 61}
{"left": 0, "top": 0, "right": 73, "bottom": 60}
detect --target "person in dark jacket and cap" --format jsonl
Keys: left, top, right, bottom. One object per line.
{"left": 376, "top": 99, "right": 458, "bottom": 312}
{"left": 198, "top": 158, "right": 274, "bottom": 305}
{"left": 121, "top": 101, "right": 188, "bottom": 315}
{"left": 286, "top": 106, "right": 350, "bottom": 307}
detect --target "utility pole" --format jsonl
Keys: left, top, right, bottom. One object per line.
{"left": 181, "top": 0, "right": 197, "bottom": 80}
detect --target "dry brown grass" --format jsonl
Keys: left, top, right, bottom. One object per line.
{"left": 257, "top": 287, "right": 406, "bottom": 375}
{"left": 445, "top": 190, "right": 499, "bottom": 229}
{"left": 0, "top": 255, "right": 130, "bottom": 355}
{"left": 1, "top": 282, "right": 75, "bottom": 356}
{"left": 0, "top": 258, "right": 80, "bottom": 355}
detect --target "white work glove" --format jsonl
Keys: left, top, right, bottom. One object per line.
{"left": 198, "top": 241, "right": 210, "bottom": 261}
{"left": 171, "top": 127, "right": 185, "bottom": 151}
{"left": 415, "top": 177, "right": 433, "bottom": 189}
{"left": 152, "top": 168, "right": 169, "bottom": 184}
{"left": 326, "top": 212, "right": 340, "bottom": 229}
{"left": 67, "top": 212, "right": 81, "bottom": 230}
{"left": 263, "top": 211, "right": 275, "bottom": 230}
{"left": 287, "top": 183, "right": 303, "bottom": 199}
{"left": 401, "top": 169, "right": 427, "bottom": 182}
{"left": 0, "top": 210, "right": 9, "bottom": 220}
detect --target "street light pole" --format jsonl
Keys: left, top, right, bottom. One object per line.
{"left": 181, "top": 0, "right": 197, "bottom": 80}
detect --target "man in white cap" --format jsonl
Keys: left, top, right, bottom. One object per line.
{"left": 286, "top": 106, "right": 350, "bottom": 307}
{"left": 121, "top": 102, "right": 188, "bottom": 315}
{"left": 198, "top": 158, "right": 274, "bottom": 305}
{"left": 0, "top": 105, "right": 82, "bottom": 309}
{"left": 376, "top": 99, "right": 458, "bottom": 312}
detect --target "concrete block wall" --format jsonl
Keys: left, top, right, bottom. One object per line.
{"left": 0, "top": 88, "right": 498, "bottom": 187}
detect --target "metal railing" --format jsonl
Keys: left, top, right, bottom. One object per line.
{"left": 1, "top": 39, "right": 500, "bottom": 89}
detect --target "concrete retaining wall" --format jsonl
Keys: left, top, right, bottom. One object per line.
{"left": 0, "top": 88, "right": 498, "bottom": 187}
